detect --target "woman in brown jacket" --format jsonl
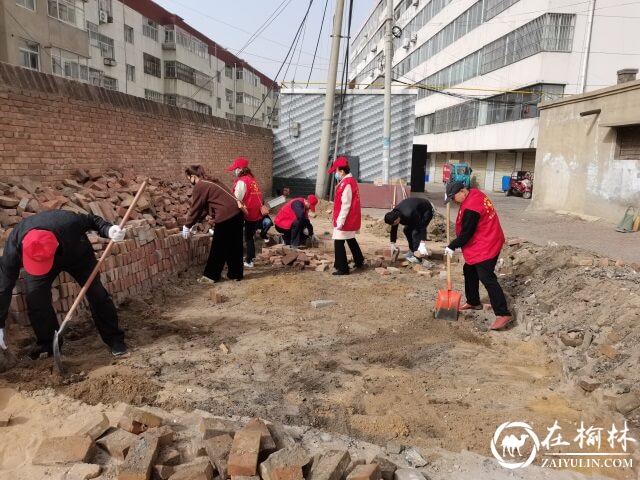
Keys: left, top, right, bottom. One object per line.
{"left": 183, "top": 165, "right": 244, "bottom": 283}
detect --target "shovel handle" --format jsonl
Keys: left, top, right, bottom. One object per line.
{"left": 446, "top": 202, "right": 452, "bottom": 288}
{"left": 56, "top": 180, "right": 148, "bottom": 336}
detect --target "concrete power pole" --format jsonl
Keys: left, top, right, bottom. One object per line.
{"left": 381, "top": 0, "right": 394, "bottom": 184}
{"left": 578, "top": 0, "right": 596, "bottom": 93}
{"left": 315, "top": 0, "right": 345, "bottom": 198}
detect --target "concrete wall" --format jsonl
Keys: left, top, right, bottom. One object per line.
{"left": 533, "top": 79, "right": 640, "bottom": 222}
{"left": 0, "top": 62, "right": 273, "bottom": 191}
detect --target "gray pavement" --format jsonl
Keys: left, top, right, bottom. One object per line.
{"left": 363, "top": 184, "right": 639, "bottom": 265}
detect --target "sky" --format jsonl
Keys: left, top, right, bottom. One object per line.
{"left": 153, "top": 0, "right": 373, "bottom": 86}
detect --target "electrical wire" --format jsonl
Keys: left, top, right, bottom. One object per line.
{"left": 307, "top": 0, "right": 330, "bottom": 86}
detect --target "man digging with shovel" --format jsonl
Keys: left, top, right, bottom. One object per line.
{"left": 444, "top": 181, "right": 513, "bottom": 330}
{"left": 0, "top": 210, "right": 128, "bottom": 360}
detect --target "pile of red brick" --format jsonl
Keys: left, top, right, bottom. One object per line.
{"left": 259, "top": 244, "right": 336, "bottom": 272}
{"left": 0, "top": 168, "right": 193, "bottom": 238}
{"left": 26, "top": 403, "right": 416, "bottom": 480}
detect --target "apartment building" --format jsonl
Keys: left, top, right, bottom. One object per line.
{"left": 0, "top": 0, "right": 279, "bottom": 128}
{"left": 349, "top": 0, "right": 640, "bottom": 190}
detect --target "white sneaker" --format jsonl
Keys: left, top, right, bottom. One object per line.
{"left": 197, "top": 276, "right": 215, "bottom": 284}
{"left": 404, "top": 251, "right": 414, "bottom": 259}
{"left": 244, "top": 261, "right": 254, "bottom": 268}
{"left": 407, "top": 255, "right": 420, "bottom": 264}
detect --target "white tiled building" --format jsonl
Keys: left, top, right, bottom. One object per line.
{"left": 0, "top": 0, "right": 279, "bottom": 127}
{"left": 349, "top": 0, "right": 640, "bottom": 190}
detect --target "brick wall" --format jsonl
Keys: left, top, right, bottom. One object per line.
{"left": 0, "top": 62, "right": 273, "bottom": 195}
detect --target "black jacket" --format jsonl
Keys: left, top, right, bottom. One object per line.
{"left": 390, "top": 198, "right": 433, "bottom": 243}
{"left": 0, "top": 210, "right": 113, "bottom": 328}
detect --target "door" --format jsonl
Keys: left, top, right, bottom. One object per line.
{"left": 410, "top": 144, "right": 427, "bottom": 192}
{"left": 494, "top": 152, "right": 516, "bottom": 191}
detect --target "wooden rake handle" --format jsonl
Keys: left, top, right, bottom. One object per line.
{"left": 56, "top": 180, "right": 148, "bottom": 336}
{"left": 446, "top": 202, "right": 452, "bottom": 290}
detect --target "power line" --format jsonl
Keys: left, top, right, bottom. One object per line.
{"left": 307, "top": 0, "right": 330, "bottom": 86}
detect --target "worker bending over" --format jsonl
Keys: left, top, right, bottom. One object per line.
{"left": 384, "top": 197, "right": 434, "bottom": 264}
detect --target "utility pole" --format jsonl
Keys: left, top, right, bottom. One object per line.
{"left": 578, "top": 0, "right": 596, "bottom": 93}
{"left": 315, "top": 0, "right": 345, "bottom": 198}
{"left": 381, "top": 0, "right": 393, "bottom": 184}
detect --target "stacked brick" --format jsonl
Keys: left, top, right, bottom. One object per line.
{"left": 23, "top": 404, "right": 414, "bottom": 480}
{"left": 0, "top": 168, "right": 196, "bottom": 235}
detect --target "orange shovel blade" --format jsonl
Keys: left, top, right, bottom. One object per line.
{"left": 434, "top": 288, "right": 462, "bottom": 321}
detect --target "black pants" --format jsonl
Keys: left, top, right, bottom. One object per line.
{"left": 26, "top": 252, "right": 124, "bottom": 349}
{"left": 275, "top": 220, "right": 307, "bottom": 248}
{"left": 463, "top": 255, "right": 510, "bottom": 316}
{"left": 334, "top": 238, "right": 364, "bottom": 272}
{"left": 244, "top": 220, "right": 259, "bottom": 263}
{"left": 204, "top": 213, "right": 244, "bottom": 281}
{"left": 403, "top": 210, "right": 433, "bottom": 252}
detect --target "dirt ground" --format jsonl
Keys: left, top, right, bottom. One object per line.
{"left": 0, "top": 208, "right": 638, "bottom": 479}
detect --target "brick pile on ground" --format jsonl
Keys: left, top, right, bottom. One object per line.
{"left": 0, "top": 167, "right": 194, "bottom": 236}
{"left": 22, "top": 404, "right": 430, "bottom": 480}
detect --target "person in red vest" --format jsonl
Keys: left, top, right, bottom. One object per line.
{"left": 444, "top": 181, "right": 512, "bottom": 330}
{"left": 227, "top": 157, "right": 264, "bottom": 268}
{"left": 274, "top": 195, "right": 318, "bottom": 248}
{"left": 329, "top": 157, "right": 364, "bottom": 276}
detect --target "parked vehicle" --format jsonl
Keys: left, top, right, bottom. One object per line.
{"left": 443, "top": 163, "right": 472, "bottom": 188}
{"left": 505, "top": 171, "right": 533, "bottom": 199}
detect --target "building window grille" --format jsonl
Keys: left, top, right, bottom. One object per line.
{"left": 143, "top": 53, "right": 161, "bottom": 78}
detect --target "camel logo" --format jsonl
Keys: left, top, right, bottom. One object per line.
{"left": 491, "top": 422, "right": 540, "bottom": 469}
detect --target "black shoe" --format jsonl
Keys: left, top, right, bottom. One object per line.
{"left": 111, "top": 342, "right": 128, "bottom": 357}
{"left": 332, "top": 270, "right": 349, "bottom": 276}
{"left": 353, "top": 263, "right": 366, "bottom": 270}
{"left": 28, "top": 344, "right": 54, "bottom": 360}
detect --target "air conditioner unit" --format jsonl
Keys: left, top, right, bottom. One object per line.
{"left": 412, "top": 0, "right": 419, "bottom": 6}
{"left": 402, "top": 37, "right": 411, "bottom": 49}
{"left": 98, "top": 10, "right": 108, "bottom": 24}
{"left": 103, "top": 57, "right": 116, "bottom": 67}
{"left": 410, "top": 33, "right": 417, "bottom": 43}
{"left": 107, "top": 15, "right": 113, "bottom": 23}
{"left": 370, "top": 44, "right": 377, "bottom": 53}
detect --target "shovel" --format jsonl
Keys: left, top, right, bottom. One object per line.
{"left": 53, "top": 180, "right": 148, "bottom": 374}
{"left": 434, "top": 202, "right": 461, "bottom": 321}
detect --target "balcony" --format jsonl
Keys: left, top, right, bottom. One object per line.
{"left": 163, "top": 26, "right": 176, "bottom": 50}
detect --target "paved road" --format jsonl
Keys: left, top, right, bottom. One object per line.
{"left": 363, "top": 184, "right": 639, "bottom": 265}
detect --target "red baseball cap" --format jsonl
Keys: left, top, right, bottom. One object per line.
{"left": 22, "top": 230, "right": 59, "bottom": 276}
{"left": 227, "top": 157, "right": 249, "bottom": 171}
{"left": 307, "top": 194, "right": 318, "bottom": 213}
{"left": 328, "top": 156, "right": 349, "bottom": 174}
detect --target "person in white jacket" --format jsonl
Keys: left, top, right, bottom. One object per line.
{"left": 328, "top": 157, "right": 364, "bottom": 275}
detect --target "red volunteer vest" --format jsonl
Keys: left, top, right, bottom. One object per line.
{"left": 275, "top": 198, "right": 307, "bottom": 230}
{"left": 333, "top": 176, "right": 361, "bottom": 231}
{"left": 234, "top": 175, "right": 263, "bottom": 222}
{"left": 455, "top": 189, "right": 505, "bottom": 265}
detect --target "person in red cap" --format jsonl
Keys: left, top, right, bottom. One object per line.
{"left": 227, "top": 157, "right": 265, "bottom": 268}
{"left": 444, "top": 181, "right": 512, "bottom": 330}
{"left": 329, "top": 157, "right": 364, "bottom": 275}
{"left": 274, "top": 195, "right": 318, "bottom": 248}
{"left": 183, "top": 165, "right": 245, "bottom": 283}
{"left": 0, "top": 210, "right": 127, "bottom": 359}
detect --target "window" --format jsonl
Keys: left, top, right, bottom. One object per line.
{"left": 124, "top": 25, "right": 134, "bottom": 44}
{"left": 145, "top": 89, "right": 163, "bottom": 102}
{"left": 217, "top": 97, "right": 221, "bottom": 109}
{"left": 142, "top": 18, "right": 158, "bottom": 41}
{"left": 48, "top": 0, "right": 77, "bottom": 25}
{"left": 236, "top": 68, "right": 243, "bottom": 80}
{"left": 143, "top": 53, "right": 161, "bottom": 78}
{"left": 164, "top": 61, "right": 212, "bottom": 90}
{"left": 101, "top": 75, "right": 117, "bottom": 91}
{"left": 225, "top": 64, "right": 232, "bottom": 78}
{"left": 51, "top": 48, "right": 88, "bottom": 81}
{"left": 225, "top": 89, "right": 233, "bottom": 103}
{"left": 126, "top": 64, "right": 135, "bottom": 82}
{"left": 98, "top": 0, "right": 112, "bottom": 16}
{"left": 216, "top": 71, "right": 221, "bottom": 82}
{"left": 86, "top": 24, "right": 115, "bottom": 59}
{"left": 236, "top": 92, "right": 243, "bottom": 104}
{"left": 18, "top": 39, "right": 39, "bottom": 71}
{"left": 16, "top": 0, "right": 35, "bottom": 10}
{"left": 616, "top": 126, "right": 640, "bottom": 160}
